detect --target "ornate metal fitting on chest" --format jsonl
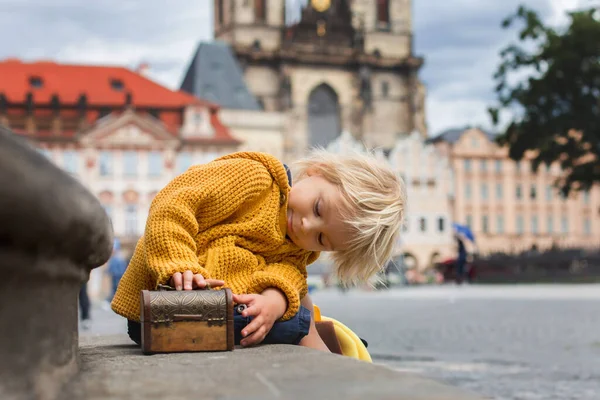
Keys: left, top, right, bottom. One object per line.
{"left": 148, "top": 287, "right": 227, "bottom": 328}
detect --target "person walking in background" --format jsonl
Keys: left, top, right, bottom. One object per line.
{"left": 455, "top": 234, "right": 467, "bottom": 284}
{"left": 106, "top": 239, "right": 127, "bottom": 303}
{"left": 79, "top": 281, "right": 91, "bottom": 330}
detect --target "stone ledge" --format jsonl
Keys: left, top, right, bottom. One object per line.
{"left": 65, "top": 335, "right": 488, "bottom": 400}
{"left": 0, "top": 125, "right": 113, "bottom": 400}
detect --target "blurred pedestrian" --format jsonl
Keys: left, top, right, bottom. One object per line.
{"left": 79, "top": 281, "right": 91, "bottom": 330}
{"left": 456, "top": 234, "right": 467, "bottom": 284}
{"left": 105, "top": 239, "right": 127, "bottom": 306}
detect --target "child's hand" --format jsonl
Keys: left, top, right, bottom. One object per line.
{"left": 169, "top": 270, "right": 225, "bottom": 291}
{"left": 232, "top": 288, "right": 287, "bottom": 347}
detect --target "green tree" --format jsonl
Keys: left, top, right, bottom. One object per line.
{"left": 489, "top": 5, "right": 600, "bottom": 194}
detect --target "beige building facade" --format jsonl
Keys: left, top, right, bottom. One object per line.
{"left": 431, "top": 127, "right": 600, "bottom": 255}
{"left": 327, "top": 130, "right": 455, "bottom": 270}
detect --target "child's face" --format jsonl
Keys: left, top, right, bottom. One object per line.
{"left": 287, "top": 170, "right": 351, "bottom": 252}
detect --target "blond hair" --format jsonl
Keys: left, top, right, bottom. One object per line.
{"left": 292, "top": 147, "right": 406, "bottom": 286}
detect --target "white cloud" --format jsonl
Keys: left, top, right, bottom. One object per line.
{"left": 0, "top": 0, "right": 213, "bottom": 89}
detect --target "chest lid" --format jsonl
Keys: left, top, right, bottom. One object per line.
{"left": 141, "top": 288, "right": 231, "bottom": 325}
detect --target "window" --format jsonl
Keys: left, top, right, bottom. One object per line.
{"left": 123, "top": 151, "right": 137, "bottom": 177}
{"left": 402, "top": 219, "right": 409, "bottom": 232}
{"left": 99, "top": 151, "right": 112, "bottom": 176}
{"left": 530, "top": 184, "right": 537, "bottom": 200}
{"left": 464, "top": 158, "right": 471, "bottom": 172}
{"left": 63, "top": 151, "right": 78, "bottom": 174}
{"left": 545, "top": 163, "right": 551, "bottom": 173}
{"left": 482, "top": 215, "right": 489, "bottom": 233}
{"left": 149, "top": 108, "right": 161, "bottom": 119}
{"left": 471, "top": 137, "right": 479, "bottom": 147}
{"left": 480, "top": 159, "right": 487, "bottom": 172}
{"left": 516, "top": 215, "right": 524, "bottom": 235}
{"left": 496, "top": 183, "right": 503, "bottom": 200}
{"left": 547, "top": 216, "right": 554, "bottom": 234}
{"left": 466, "top": 215, "right": 473, "bottom": 229}
{"left": 255, "top": 0, "right": 265, "bottom": 22}
{"left": 376, "top": 0, "right": 390, "bottom": 25}
{"left": 561, "top": 216, "right": 568, "bottom": 234}
{"left": 481, "top": 183, "right": 488, "bottom": 200}
{"left": 465, "top": 183, "right": 472, "bottom": 199}
{"left": 125, "top": 204, "right": 138, "bottom": 236}
{"left": 546, "top": 185, "right": 553, "bottom": 202}
{"left": 110, "top": 79, "right": 124, "bottom": 91}
{"left": 381, "top": 81, "right": 389, "bottom": 98}
{"left": 148, "top": 151, "right": 162, "bottom": 177}
{"left": 583, "top": 190, "right": 590, "bottom": 205}
{"left": 584, "top": 218, "right": 591, "bottom": 235}
{"left": 496, "top": 215, "right": 504, "bottom": 234}
{"left": 560, "top": 191, "right": 568, "bottom": 202}
{"left": 515, "top": 161, "right": 521, "bottom": 173}
{"left": 29, "top": 76, "right": 43, "bottom": 88}
{"left": 177, "top": 152, "right": 193, "bottom": 173}
{"left": 531, "top": 215, "right": 538, "bottom": 234}
{"left": 419, "top": 217, "right": 427, "bottom": 232}
{"left": 495, "top": 159, "right": 502, "bottom": 173}
{"left": 193, "top": 112, "right": 203, "bottom": 126}
{"left": 516, "top": 184, "right": 522, "bottom": 200}
{"left": 437, "top": 217, "right": 445, "bottom": 233}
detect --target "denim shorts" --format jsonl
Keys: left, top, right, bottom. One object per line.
{"left": 234, "top": 304, "right": 311, "bottom": 346}
{"left": 127, "top": 305, "right": 311, "bottom": 346}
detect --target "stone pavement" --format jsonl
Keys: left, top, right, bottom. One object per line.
{"left": 81, "top": 284, "right": 600, "bottom": 400}
{"left": 311, "top": 284, "right": 600, "bottom": 400}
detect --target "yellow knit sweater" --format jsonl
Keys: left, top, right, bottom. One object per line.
{"left": 111, "top": 152, "right": 319, "bottom": 322}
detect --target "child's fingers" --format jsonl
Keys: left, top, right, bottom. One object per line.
{"left": 241, "top": 325, "right": 268, "bottom": 347}
{"left": 171, "top": 272, "right": 183, "bottom": 290}
{"left": 205, "top": 279, "right": 225, "bottom": 288}
{"left": 192, "top": 274, "right": 206, "bottom": 289}
{"left": 232, "top": 293, "right": 256, "bottom": 305}
{"left": 240, "top": 316, "right": 263, "bottom": 340}
{"left": 241, "top": 304, "right": 260, "bottom": 318}
{"left": 183, "top": 270, "right": 194, "bottom": 290}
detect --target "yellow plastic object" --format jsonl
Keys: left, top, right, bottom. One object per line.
{"left": 313, "top": 305, "right": 372, "bottom": 363}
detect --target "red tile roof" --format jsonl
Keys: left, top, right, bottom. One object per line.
{"left": 0, "top": 59, "right": 240, "bottom": 145}
{"left": 0, "top": 59, "right": 214, "bottom": 108}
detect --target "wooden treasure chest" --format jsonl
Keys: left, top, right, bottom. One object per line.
{"left": 140, "top": 286, "right": 234, "bottom": 354}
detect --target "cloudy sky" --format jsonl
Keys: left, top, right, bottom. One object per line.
{"left": 0, "top": 0, "right": 596, "bottom": 136}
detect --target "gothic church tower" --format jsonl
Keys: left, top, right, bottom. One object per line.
{"left": 213, "top": 0, "right": 426, "bottom": 158}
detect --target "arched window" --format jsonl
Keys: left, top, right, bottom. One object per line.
{"left": 307, "top": 84, "right": 341, "bottom": 148}
{"left": 255, "top": 0, "right": 265, "bottom": 22}
{"left": 376, "top": 0, "right": 390, "bottom": 27}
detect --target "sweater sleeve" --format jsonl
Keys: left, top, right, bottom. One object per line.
{"left": 251, "top": 260, "right": 308, "bottom": 321}
{"left": 144, "top": 160, "right": 274, "bottom": 288}
{"left": 144, "top": 188, "right": 211, "bottom": 287}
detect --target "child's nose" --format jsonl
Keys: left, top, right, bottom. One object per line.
{"left": 301, "top": 216, "right": 320, "bottom": 232}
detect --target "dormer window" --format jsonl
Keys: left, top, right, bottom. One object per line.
{"left": 193, "top": 112, "right": 202, "bottom": 126}
{"left": 29, "top": 76, "right": 43, "bottom": 89}
{"left": 110, "top": 79, "right": 124, "bottom": 91}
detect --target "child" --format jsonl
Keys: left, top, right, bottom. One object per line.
{"left": 111, "top": 149, "right": 405, "bottom": 351}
